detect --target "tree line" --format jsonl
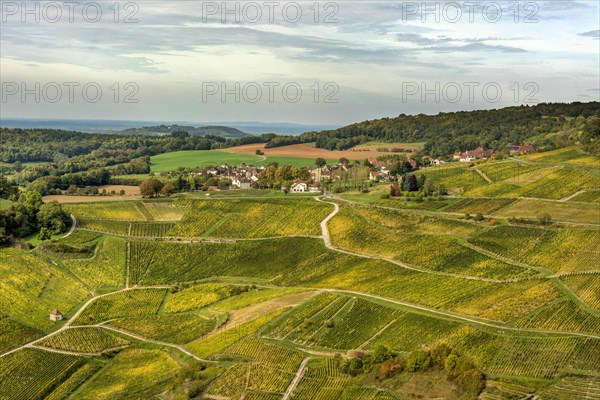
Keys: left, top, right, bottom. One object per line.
{"left": 299, "top": 102, "right": 600, "bottom": 157}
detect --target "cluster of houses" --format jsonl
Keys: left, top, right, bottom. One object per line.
{"left": 453, "top": 145, "right": 536, "bottom": 163}
{"left": 195, "top": 158, "right": 412, "bottom": 192}
{"left": 183, "top": 144, "right": 536, "bottom": 191}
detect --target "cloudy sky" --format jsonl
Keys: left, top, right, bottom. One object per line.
{"left": 1, "top": 0, "right": 599, "bottom": 125}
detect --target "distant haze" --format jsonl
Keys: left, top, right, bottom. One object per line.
{"left": 0, "top": 118, "right": 340, "bottom": 136}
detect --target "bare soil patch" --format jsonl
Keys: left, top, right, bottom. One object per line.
{"left": 223, "top": 143, "right": 386, "bottom": 160}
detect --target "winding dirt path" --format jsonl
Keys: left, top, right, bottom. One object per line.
{"left": 60, "top": 214, "right": 77, "bottom": 239}
{"left": 314, "top": 197, "right": 513, "bottom": 283}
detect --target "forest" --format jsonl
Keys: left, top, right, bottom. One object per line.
{"left": 299, "top": 102, "right": 600, "bottom": 157}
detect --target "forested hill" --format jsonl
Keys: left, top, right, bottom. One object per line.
{"left": 120, "top": 125, "right": 249, "bottom": 138}
{"left": 300, "top": 102, "right": 600, "bottom": 157}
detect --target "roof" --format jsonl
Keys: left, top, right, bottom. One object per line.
{"left": 50, "top": 309, "right": 62, "bottom": 315}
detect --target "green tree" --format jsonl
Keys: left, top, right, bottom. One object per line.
{"left": 18, "top": 191, "right": 43, "bottom": 214}
{"left": 406, "top": 350, "right": 431, "bottom": 372}
{"left": 315, "top": 157, "right": 327, "bottom": 167}
{"left": 407, "top": 174, "right": 419, "bottom": 192}
{"left": 0, "top": 227, "right": 9, "bottom": 246}
{"left": 373, "top": 344, "right": 391, "bottom": 363}
{"left": 38, "top": 227, "right": 52, "bottom": 241}
{"left": 37, "top": 201, "right": 70, "bottom": 234}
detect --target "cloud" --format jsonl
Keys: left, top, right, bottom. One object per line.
{"left": 578, "top": 30, "right": 600, "bottom": 39}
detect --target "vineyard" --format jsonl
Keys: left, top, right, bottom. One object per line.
{"left": 419, "top": 163, "right": 488, "bottom": 194}
{"left": 445, "top": 198, "right": 516, "bottom": 215}
{"left": 74, "top": 348, "right": 180, "bottom": 400}
{"left": 0, "top": 249, "right": 89, "bottom": 329}
{"left": 515, "top": 300, "right": 600, "bottom": 335}
{"left": 470, "top": 225, "right": 600, "bottom": 273}
{"left": 60, "top": 236, "right": 126, "bottom": 289}
{"left": 73, "top": 288, "right": 168, "bottom": 325}
{"left": 524, "top": 146, "right": 600, "bottom": 167}
{"left": 267, "top": 294, "right": 403, "bottom": 350}
{"left": 570, "top": 189, "right": 600, "bottom": 202}
{"left": 0, "top": 348, "right": 86, "bottom": 400}
{"left": 561, "top": 274, "right": 600, "bottom": 310}
{"left": 327, "top": 205, "right": 534, "bottom": 280}
{"left": 169, "top": 198, "right": 332, "bottom": 238}
{"left": 364, "top": 312, "right": 462, "bottom": 352}
{"left": 164, "top": 283, "right": 249, "bottom": 313}
{"left": 0, "top": 318, "right": 42, "bottom": 353}
{"left": 539, "top": 376, "right": 600, "bottom": 400}
{"left": 505, "top": 167, "right": 600, "bottom": 199}
{"left": 186, "top": 309, "right": 285, "bottom": 358}
{"left": 65, "top": 202, "right": 148, "bottom": 221}
{"left": 206, "top": 338, "right": 306, "bottom": 395}
{"left": 2, "top": 161, "right": 599, "bottom": 399}
{"left": 110, "top": 312, "right": 221, "bottom": 344}
{"left": 77, "top": 219, "right": 176, "bottom": 237}
{"left": 289, "top": 358, "right": 350, "bottom": 400}
{"left": 38, "top": 327, "right": 129, "bottom": 353}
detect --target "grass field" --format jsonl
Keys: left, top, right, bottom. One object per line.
{"left": 150, "top": 150, "right": 264, "bottom": 172}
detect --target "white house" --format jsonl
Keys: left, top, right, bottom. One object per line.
{"left": 290, "top": 181, "right": 308, "bottom": 193}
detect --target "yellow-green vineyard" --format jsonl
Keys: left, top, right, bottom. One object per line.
{"left": 1, "top": 151, "right": 599, "bottom": 400}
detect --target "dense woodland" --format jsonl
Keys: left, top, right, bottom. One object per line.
{"left": 299, "top": 102, "right": 600, "bottom": 157}
{"left": 119, "top": 124, "right": 249, "bottom": 138}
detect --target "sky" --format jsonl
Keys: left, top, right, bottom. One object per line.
{"left": 1, "top": 0, "right": 599, "bottom": 125}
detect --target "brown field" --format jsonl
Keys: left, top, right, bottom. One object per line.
{"left": 43, "top": 185, "right": 141, "bottom": 203}
{"left": 222, "top": 143, "right": 386, "bottom": 160}
{"left": 352, "top": 144, "right": 424, "bottom": 152}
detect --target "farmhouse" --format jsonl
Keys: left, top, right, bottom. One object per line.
{"left": 290, "top": 180, "right": 308, "bottom": 193}
{"left": 231, "top": 177, "right": 252, "bottom": 190}
{"left": 453, "top": 146, "right": 494, "bottom": 162}
{"left": 507, "top": 144, "right": 536, "bottom": 155}
{"left": 49, "top": 309, "right": 63, "bottom": 321}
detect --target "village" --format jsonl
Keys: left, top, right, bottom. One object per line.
{"left": 154, "top": 144, "right": 538, "bottom": 193}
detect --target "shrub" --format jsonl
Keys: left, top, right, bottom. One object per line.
{"left": 406, "top": 350, "right": 431, "bottom": 372}
{"left": 373, "top": 344, "right": 391, "bottom": 363}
